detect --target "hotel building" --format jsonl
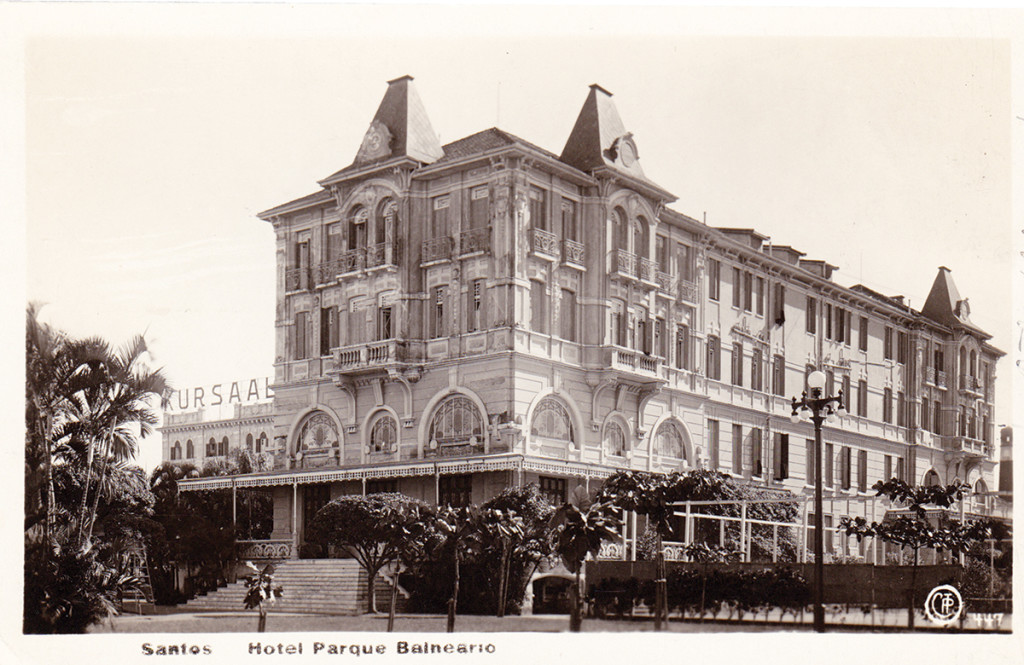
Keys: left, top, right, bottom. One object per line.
{"left": 177, "top": 77, "right": 1004, "bottom": 562}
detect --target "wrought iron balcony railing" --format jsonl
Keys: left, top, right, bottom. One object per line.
{"left": 562, "top": 238, "right": 585, "bottom": 267}
{"left": 612, "top": 249, "right": 637, "bottom": 279}
{"left": 531, "top": 228, "right": 560, "bottom": 260}
{"left": 285, "top": 267, "right": 310, "bottom": 291}
{"left": 656, "top": 271, "right": 676, "bottom": 297}
{"left": 639, "top": 257, "right": 659, "bottom": 285}
{"left": 460, "top": 227, "right": 491, "bottom": 256}
{"left": 366, "top": 240, "right": 399, "bottom": 268}
{"left": 678, "top": 278, "right": 698, "bottom": 303}
{"left": 421, "top": 236, "right": 453, "bottom": 264}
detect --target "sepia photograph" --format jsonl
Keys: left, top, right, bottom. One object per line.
{"left": 5, "top": 4, "right": 1021, "bottom": 665}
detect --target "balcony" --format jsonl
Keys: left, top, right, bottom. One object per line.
{"left": 678, "top": 278, "right": 698, "bottom": 303}
{"left": 366, "top": 240, "right": 399, "bottom": 269}
{"left": 936, "top": 369, "right": 948, "bottom": 389}
{"left": 285, "top": 267, "right": 311, "bottom": 292}
{"left": 337, "top": 248, "right": 365, "bottom": 275}
{"left": 948, "top": 435, "right": 989, "bottom": 457}
{"left": 421, "top": 236, "right": 453, "bottom": 265}
{"left": 924, "top": 366, "right": 935, "bottom": 385}
{"left": 602, "top": 345, "right": 663, "bottom": 386}
{"left": 459, "top": 227, "right": 491, "bottom": 257}
{"left": 562, "top": 238, "right": 585, "bottom": 269}
{"left": 331, "top": 340, "right": 406, "bottom": 375}
{"left": 530, "top": 228, "right": 560, "bottom": 261}
{"left": 611, "top": 249, "right": 638, "bottom": 281}
{"left": 959, "top": 375, "right": 983, "bottom": 396}
{"left": 656, "top": 271, "right": 676, "bottom": 300}
{"left": 639, "top": 257, "right": 659, "bottom": 288}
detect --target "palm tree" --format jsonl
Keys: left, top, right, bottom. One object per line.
{"left": 549, "top": 501, "right": 620, "bottom": 632}
{"left": 76, "top": 335, "right": 168, "bottom": 545}
{"left": 25, "top": 303, "right": 105, "bottom": 541}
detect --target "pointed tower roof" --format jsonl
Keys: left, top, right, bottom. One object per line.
{"left": 921, "top": 266, "right": 988, "bottom": 336}
{"left": 560, "top": 84, "right": 674, "bottom": 200}
{"left": 355, "top": 75, "right": 443, "bottom": 166}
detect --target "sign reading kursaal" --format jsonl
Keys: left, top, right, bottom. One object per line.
{"left": 165, "top": 377, "right": 274, "bottom": 412}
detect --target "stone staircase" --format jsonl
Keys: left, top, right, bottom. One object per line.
{"left": 180, "top": 559, "right": 407, "bottom": 615}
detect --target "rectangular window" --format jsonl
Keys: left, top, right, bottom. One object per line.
{"left": 841, "top": 447, "right": 852, "bottom": 490}
{"left": 708, "top": 419, "right": 720, "bottom": 470}
{"left": 859, "top": 316, "right": 869, "bottom": 351}
{"left": 706, "top": 336, "right": 721, "bottom": 381}
{"left": 896, "top": 457, "right": 905, "bottom": 483}
{"left": 439, "top": 474, "right": 473, "bottom": 507}
{"left": 675, "top": 325, "right": 691, "bottom": 370}
{"left": 751, "top": 428, "right": 763, "bottom": 477}
{"left": 773, "top": 432, "right": 789, "bottom": 481}
{"left": 883, "top": 388, "right": 893, "bottom": 424}
{"left": 732, "top": 266, "right": 742, "bottom": 308}
{"left": 897, "top": 331, "right": 909, "bottom": 365}
{"left": 731, "top": 341, "right": 744, "bottom": 387}
{"left": 884, "top": 455, "right": 892, "bottom": 482}
{"left": 841, "top": 375, "right": 851, "bottom": 410}
{"left": 431, "top": 286, "right": 447, "bottom": 338}
{"left": 560, "top": 288, "right": 577, "bottom": 342}
{"left": 529, "top": 187, "right": 547, "bottom": 231}
{"left": 774, "top": 283, "right": 786, "bottom": 325}
{"left": 294, "top": 311, "right": 308, "bottom": 360}
{"left": 708, "top": 259, "right": 721, "bottom": 301}
{"left": 539, "top": 476, "right": 566, "bottom": 505}
{"left": 806, "top": 297, "right": 817, "bottom": 334}
{"left": 530, "top": 280, "right": 547, "bottom": 335}
{"left": 756, "top": 276, "right": 765, "bottom": 315}
{"left": 751, "top": 348, "right": 763, "bottom": 392}
{"left": 825, "top": 303, "right": 833, "bottom": 340}
{"left": 431, "top": 195, "right": 450, "bottom": 237}
{"left": 844, "top": 311, "right": 852, "bottom": 345}
{"left": 837, "top": 307, "right": 846, "bottom": 342}
{"left": 678, "top": 243, "right": 693, "bottom": 282}
{"left": 772, "top": 354, "right": 786, "bottom": 396}
{"left": 857, "top": 380, "right": 868, "bottom": 417}
{"left": 933, "top": 400, "right": 942, "bottom": 435}
{"left": 655, "top": 317, "right": 667, "bottom": 359}
{"left": 825, "top": 443, "right": 834, "bottom": 488}
{"left": 825, "top": 369, "right": 835, "bottom": 398}
{"left": 858, "top": 450, "right": 868, "bottom": 492}
{"left": 884, "top": 326, "right": 894, "bottom": 360}
{"left": 378, "top": 305, "right": 393, "bottom": 341}
{"left": 897, "top": 391, "right": 907, "bottom": 427}
{"left": 466, "top": 279, "right": 485, "bottom": 332}
{"left": 824, "top": 515, "right": 834, "bottom": 553}
{"left": 470, "top": 186, "right": 489, "bottom": 229}
{"left": 732, "top": 424, "right": 743, "bottom": 475}
{"left": 320, "top": 306, "right": 336, "bottom": 356}
{"left": 806, "top": 439, "right": 816, "bottom": 485}
{"left": 561, "top": 199, "right": 577, "bottom": 241}
{"left": 325, "top": 222, "right": 342, "bottom": 261}
{"left": 743, "top": 272, "right": 753, "bottom": 312}
{"left": 656, "top": 236, "right": 669, "bottom": 272}
{"left": 295, "top": 240, "right": 310, "bottom": 290}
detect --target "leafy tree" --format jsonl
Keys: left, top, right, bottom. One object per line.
{"left": 242, "top": 561, "right": 283, "bottom": 632}
{"left": 549, "top": 501, "right": 620, "bottom": 632}
{"left": 307, "top": 493, "right": 431, "bottom": 614}
{"left": 840, "top": 479, "right": 1002, "bottom": 629}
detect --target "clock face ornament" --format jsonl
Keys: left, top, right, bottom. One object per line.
{"left": 356, "top": 120, "right": 393, "bottom": 162}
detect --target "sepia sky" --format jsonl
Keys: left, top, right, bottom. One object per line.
{"left": 7, "top": 6, "right": 1022, "bottom": 477}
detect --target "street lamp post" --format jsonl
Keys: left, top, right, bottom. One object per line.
{"left": 791, "top": 370, "right": 845, "bottom": 633}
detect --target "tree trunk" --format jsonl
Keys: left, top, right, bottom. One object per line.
{"left": 258, "top": 605, "right": 267, "bottom": 633}
{"left": 654, "top": 532, "right": 666, "bottom": 631}
{"left": 387, "top": 565, "right": 400, "bottom": 632}
{"left": 496, "top": 543, "right": 509, "bottom": 618}
{"left": 367, "top": 566, "right": 379, "bottom": 614}
{"left": 447, "top": 554, "right": 460, "bottom": 633}
{"left": 40, "top": 412, "right": 56, "bottom": 542}
{"left": 85, "top": 432, "right": 113, "bottom": 542}
{"left": 908, "top": 548, "right": 918, "bottom": 630}
{"left": 569, "top": 569, "right": 582, "bottom": 632}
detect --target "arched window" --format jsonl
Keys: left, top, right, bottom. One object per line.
{"left": 924, "top": 469, "right": 941, "bottom": 487}
{"left": 531, "top": 397, "right": 574, "bottom": 443}
{"left": 370, "top": 413, "right": 398, "bottom": 453}
{"left": 171, "top": 441, "right": 181, "bottom": 460}
{"left": 220, "top": 436, "right": 229, "bottom": 456}
{"left": 654, "top": 421, "right": 685, "bottom": 459}
{"left": 429, "top": 395, "right": 484, "bottom": 447}
{"left": 969, "top": 350, "right": 977, "bottom": 378}
{"left": 207, "top": 437, "right": 217, "bottom": 456}
{"left": 257, "top": 432, "right": 268, "bottom": 454}
{"left": 613, "top": 207, "right": 629, "bottom": 250}
{"left": 376, "top": 198, "right": 395, "bottom": 246}
{"left": 186, "top": 439, "right": 194, "bottom": 458}
{"left": 246, "top": 433, "right": 254, "bottom": 453}
{"left": 348, "top": 205, "right": 369, "bottom": 251}
{"left": 974, "top": 479, "right": 989, "bottom": 512}
{"left": 298, "top": 412, "right": 340, "bottom": 452}
{"left": 959, "top": 347, "right": 967, "bottom": 379}
{"left": 635, "top": 215, "right": 650, "bottom": 258}
{"left": 604, "top": 421, "right": 627, "bottom": 457}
